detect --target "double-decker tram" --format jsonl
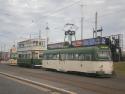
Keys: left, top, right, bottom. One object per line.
{"left": 9, "top": 56, "right": 17, "bottom": 66}
{"left": 17, "top": 38, "right": 46, "bottom": 68}
{"left": 9, "top": 45, "right": 18, "bottom": 66}
{"left": 42, "top": 45, "right": 113, "bottom": 76}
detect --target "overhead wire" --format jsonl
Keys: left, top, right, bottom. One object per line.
{"left": 25, "top": 0, "right": 82, "bottom": 37}
{"left": 25, "top": 0, "right": 81, "bottom": 18}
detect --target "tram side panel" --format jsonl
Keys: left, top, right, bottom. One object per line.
{"left": 42, "top": 60, "right": 113, "bottom": 75}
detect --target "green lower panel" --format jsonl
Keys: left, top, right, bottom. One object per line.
{"left": 17, "top": 59, "right": 42, "bottom": 68}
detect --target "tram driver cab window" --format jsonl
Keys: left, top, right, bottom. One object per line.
{"left": 75, "top": 54, "right": 79, "bottom": 60}
{"left": 97, "top": 51, "right": 111, "bottom": 60}
{"left": 78, "top": 54, "right": 84, "bottom": 61}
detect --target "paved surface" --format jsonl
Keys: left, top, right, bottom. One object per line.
{"left": 0, "top": 63, "right": 125, "bottom": 94}
{"left": 0, "top": 74, "right": 50, "bottom": 94}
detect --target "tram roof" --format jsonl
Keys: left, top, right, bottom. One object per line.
{"left": 44, "top": 46, "right": 104, "bottom": 54}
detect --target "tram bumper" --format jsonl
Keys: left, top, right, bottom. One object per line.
{"left": 96, "top": 71, "right": 113, "bottom": 77}
{"left": 96, "top": 71, "right": 105, "bottom": 76}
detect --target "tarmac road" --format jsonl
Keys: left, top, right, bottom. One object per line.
{"left": 0, "top": 63, "right": 125, "bottom": 94}
{"left": 0, "top": 74, "right": 51, "bottom": 94}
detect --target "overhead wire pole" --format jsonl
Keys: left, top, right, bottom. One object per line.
{"left": 1, "top": 45, "right": 2, "bottom": 52}
{"left": 39, "top": 30, "right": 41, "bottom": 39}
{"left": 4, "top": 44, "right": 5, "bottom": 52}
{"left": 46, "top": 23, "right": 49, "bottom": 45}
{"left": 38, "top": 25, "right": 42, "bottom": 46}
{"left": 81, "top": 1, "right": 84, "bottom": 40}
{"left": 80, "top": 0, "right": 84, "bottom": 40}
{"left": 95, "top": 12, "right": 98, "bottom": 38}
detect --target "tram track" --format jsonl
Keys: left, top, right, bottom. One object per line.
{"left": 0, "top": 64, "right": 125, "bottom": 94}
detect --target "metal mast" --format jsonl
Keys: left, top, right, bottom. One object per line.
{"left": 64, "top": 23, "right": 78, "bottom": 47}
{"left": 95, "top": 12, "right": 98, "bottom": 38}
{"left": 46, "top": 23, "right": 49, "bottom": 45}
{"left": 39, "top": 30, "right": 41, "bottom": 40}
{"left": 93, "top": 12, "right": 103, "bottom": 38}
{"left": 81, "top": 1, "right": 84, "bottom": 40}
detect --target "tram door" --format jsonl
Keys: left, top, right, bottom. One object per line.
{"left": 59, "top": 53, "right": 66, "bottom": 71}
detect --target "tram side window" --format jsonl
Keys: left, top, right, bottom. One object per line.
{"left": 74, "top": 54, "right": 79, "bottom": 60}
{"left": 78, "top": 54, "right": 84, "bottom": 61}
{"left": 65, "top": 54, "right": 68, "bottom": 60}
{"left": 43, "top": 54, "right": 59, "bottom": 60}
{"left": 85, "top": 54, "right": 92, "bottom": 61}
{"left": 60, "top": 54, "right": 65, "bottom": 60}
{"left": 27, "top": 54, "right": 30, "bottom": 59}
{"left": 19, "top": 54, "right": 22, "bottom": 58}
{"left": 42, "top": 41, "right": 45, "bottom": 47}
{"left": 39, "top": 42, "right": 41, "bottom": 46}
{"left": 65, "top": 53, "right": 85, "bottom": 61}
{"left": 64, "top": 54, "right": 75, "bottom": 60}
{"left": 39, "top": 54, "right": 43, "bottom": 59}
{"left": 48, "top": 54, "right": 53, "bottom": 60}
{"left": 43, "top": 54, "right": 47, "bottom": 60}
{"left": 97, "top": 51, "right": 111, "bottom": 60}
{"left": 52, "top": 54, "right": 59, "bottom": 60}
{"left": 68, "top": 54, "right": 74, "bottom": 60}
{"left": 25, "top": 54, "right": 27, "bottom": 59}
{"left": 65, "top": 53, "right": 81, "bottom": 60}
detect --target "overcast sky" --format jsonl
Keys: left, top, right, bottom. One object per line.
{"left": 0, "top": 0, "right": 125, "bottom": 51}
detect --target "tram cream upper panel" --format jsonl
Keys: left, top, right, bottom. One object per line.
{"left": 17, "top": 38, "right": 47, "bottom": 52}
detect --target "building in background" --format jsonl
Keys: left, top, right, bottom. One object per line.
{"left": 0, "top": 51, "right": 10, "bottom": 63}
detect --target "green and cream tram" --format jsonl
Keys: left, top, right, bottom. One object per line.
{"left": 42, "top": 46, "right": 113, "bottom": 76}
{"left": 9, "top": 45, "right": 18, "bottom": 66}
